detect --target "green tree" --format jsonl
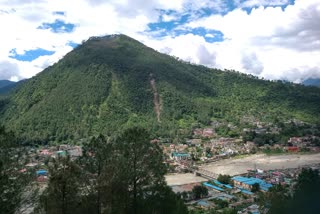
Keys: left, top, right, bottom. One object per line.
{"left": 0, "top": 127, "right": 34, "bottom": 214}
{"left": 80, "top": 134, "right": 112, "bottom": 214}
{"left": 80, "top": 127, "right": 187, "bottom": 214}
{"left": 114, "top": 127, "right": 171, "bottom": 213}
{"left": 39, "top": 156, "right": 82, "bottom": 214}
{"left": 266, "top": 184, "right": 289, "bottom": 214}
{"left": 192, "top": 185, "right": 208, "bottom": 199}
{"left": 213, "top": 198, "right": 229, "bottom": 209}
{"left": 251, "top": 183, "right": 260, "bottom": 192}
{"left": 217, "top": 174, "right": 232, "bottom": 185}
{"left": 286, "top": 168, "right": 320, "bottom": 214}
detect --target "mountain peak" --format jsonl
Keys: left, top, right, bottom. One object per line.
{"left": 1, "top": 34, "right": 319, "bottom": 143}
{"left": 83, "top": 34, "right": 143, "bottom": 48}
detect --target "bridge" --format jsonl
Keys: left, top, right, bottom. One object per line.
{"left": 194, "top": 168, "right": 218, "bottom": 180}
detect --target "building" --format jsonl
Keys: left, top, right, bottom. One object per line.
{"left": 232, "top": 176, "right": 272, "bottom": 192}
{"left": 171, "top": 152, "right": 191, "bottom": 161}
{"left": 36, "top": 170, "right": 48, "bottom": 176}
{"left": 68, "top": 146, "right": 82, "bottom": 157}
{"left": 287, "top": 146, "right": 300, "bottom": 152}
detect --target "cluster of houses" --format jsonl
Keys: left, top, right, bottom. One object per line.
{"left": 20, "top": 145, "right": 83, "bottom": 183}
{"left": 160, "top": 122, "right": 320, "bottom": 174}
{"left": 170, "top": 173, "right": 270, "bottom": 212}
{"left": 170, "top": 163, "right": 320, "bottom": 213}
{"left": 286, "top": 136, "right": 320, "bottom": 152}
{"left": 162, "top": 135, "right": 258, "bottom": 173}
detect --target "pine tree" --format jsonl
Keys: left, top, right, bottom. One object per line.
{"left": 0, "top": 127, "right": 33, "bottom": 214}
{"left": 40, "top": 156, "right": 82, "bottom": 214}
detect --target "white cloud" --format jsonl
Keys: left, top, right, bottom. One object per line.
{"left": 182, "top": 0, "right": 320, "bottom": 82}
{"left": 0, "top": 61, "right": 21, "bottom": 81}
{"left": 205, "top": 34, "right": 215, "bottom": 38}
{"left": 0, "top": 0, "right": 319, "bottom": 83}
{"left": 197, "top": 45, "right": 216, "bottom": 66}
{"left": 241, "top": 52, "right": 264, "bottom": 75}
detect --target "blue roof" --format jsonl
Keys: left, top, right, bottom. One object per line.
{"left": 240, "top": 188, "right": 253, "bottom": 195}
{"left": 36, "top": 170, "right": 47, "bottom": 175}
{"left": 203, "top": 182, "right": 224, "bottom": 191}
{"left": 172, "top": 152, "right": 190, "bottom": 157}
{"left": 223, "top": 184, "right": 233, "bottom": 189}
{"left": 197, "top": 200, "right": 210, "bottom": 207}
{"left": 232, "top": 176, "right": 273, "bottom": 191}
{"left": 213, "top": 179, "right": 223, "bottom": 185}
{"left": 212, "top": 179, "right": 233, "bottom": 189}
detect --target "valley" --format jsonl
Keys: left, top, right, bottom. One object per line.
{"left": 0, "top": 34, "right": 319, "bottom": 214}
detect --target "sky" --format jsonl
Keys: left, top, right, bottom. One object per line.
{"left": 0, "top": 0, "right": 319, "bottom": 83}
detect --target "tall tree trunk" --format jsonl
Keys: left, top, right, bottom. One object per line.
{"left": 97, "top": 161, "right": 101, "bottom": 214}
{"left": 133, "top": 147, "right": 137, "bottom": 214}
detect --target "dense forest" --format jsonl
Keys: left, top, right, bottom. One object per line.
{"left": 0, "top": 34, "right": 319, "bottom": 143}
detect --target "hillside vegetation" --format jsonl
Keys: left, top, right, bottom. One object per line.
{"left": 0, "top": 35, "right": 319, "bottom": 143}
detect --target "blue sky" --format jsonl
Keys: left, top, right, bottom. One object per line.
{"left": 0, "top": 0, "right": 319, "bottom": 82}
{"left": 10, "top": 48, "right": 55, "bottom": 61}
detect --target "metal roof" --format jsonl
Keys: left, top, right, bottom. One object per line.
{"left": 232, "top": 176, "right": 273, "bottom": 191}
{"left": 203, "top": 182, "right": 224, "bottom": 191}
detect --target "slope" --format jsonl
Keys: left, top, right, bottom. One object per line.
{"left": 0, "top": 34, "right": 319, "bottom": 143}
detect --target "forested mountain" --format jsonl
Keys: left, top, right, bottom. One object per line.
{"left": 0, "top": 34, "right": 319, "bottom": 143}
{"left": 0, "top": 80, "right": 24, "bottom": 95}
{"left": 0, "top": 80, "right": 15, "bottom": 88}
{"left": 0, "top": 80, "right": 16, "bottom": 94}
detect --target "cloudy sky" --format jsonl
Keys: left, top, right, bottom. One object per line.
{"left": 0, "top": 0, "right": 319, "bottom": 83}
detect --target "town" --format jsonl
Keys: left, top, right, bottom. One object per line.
{"left": 18, "top": 119, "right": 320, "bottom": 213}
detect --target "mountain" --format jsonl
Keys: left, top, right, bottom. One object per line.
{"left": 0, "top": 80, "right": 15, "bottom": 89}
{"left": 0, "top": 34, "right": 319, "bottom": 143}
{"left": 0, "top": 80, "right": 25, "bottom": 95}
{"left": 303, "top": 78, "right": 320, "bottom": 87}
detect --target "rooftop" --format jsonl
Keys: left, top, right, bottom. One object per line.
{"left": 232, "top": 176, "right": 273, "bottom": 191}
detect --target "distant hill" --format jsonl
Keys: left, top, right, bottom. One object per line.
{"left": 303, "top": 78, "right": 320, "bottom": 87}
{"left": 0, "top": 80, "right": 15, "bottom": 88}
{"left": 0, "top": 80, "right": 25, "bottom": 95}
{"left": 0, "top": 34, "right": 319, "bottom": 143}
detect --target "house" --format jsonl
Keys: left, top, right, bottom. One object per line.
{"left": 239, "top": 204, "right": 260, "bottom": 214}
{"left": 188, "top": 139, "right": 202, "bottom": 146}
{"left": 287, "top": 146, "right": 300, "bottom": 152}
{"left": 203, "top": 182, "right": 224, "bottom": 192}
{"left": 193, "top": 128, "right": 203, "bottom": 136}
{"left": 288, "top": 137, "right": 302, "bottom": 144}
{"left": 25, "top": 162, "right": 37, "bottom": 167}
{"left": 56, "top": 150, "right": 67, "bottom": 157}
{"left": 36, "top": 170, "right": 48, "bottom": 176}
{"left": 40, "top": 149, "right": 51, "bottom": 156}
{"left": 171, "top": 152, "right": 191, "bottom": 161}
{"left": 59, "top": 144, "right": 70, "bottom": 151}
{"left": 197, "top": 200, "right": 213, "bottom": 209}
{"left": 203, "top": 128, "right": 215, "bottom": 138}
{"left": 37, "top": 175, "right": 48, "bottom": 183}
{"left": 68, "top": 146, "right": 82, "bottom": 157}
